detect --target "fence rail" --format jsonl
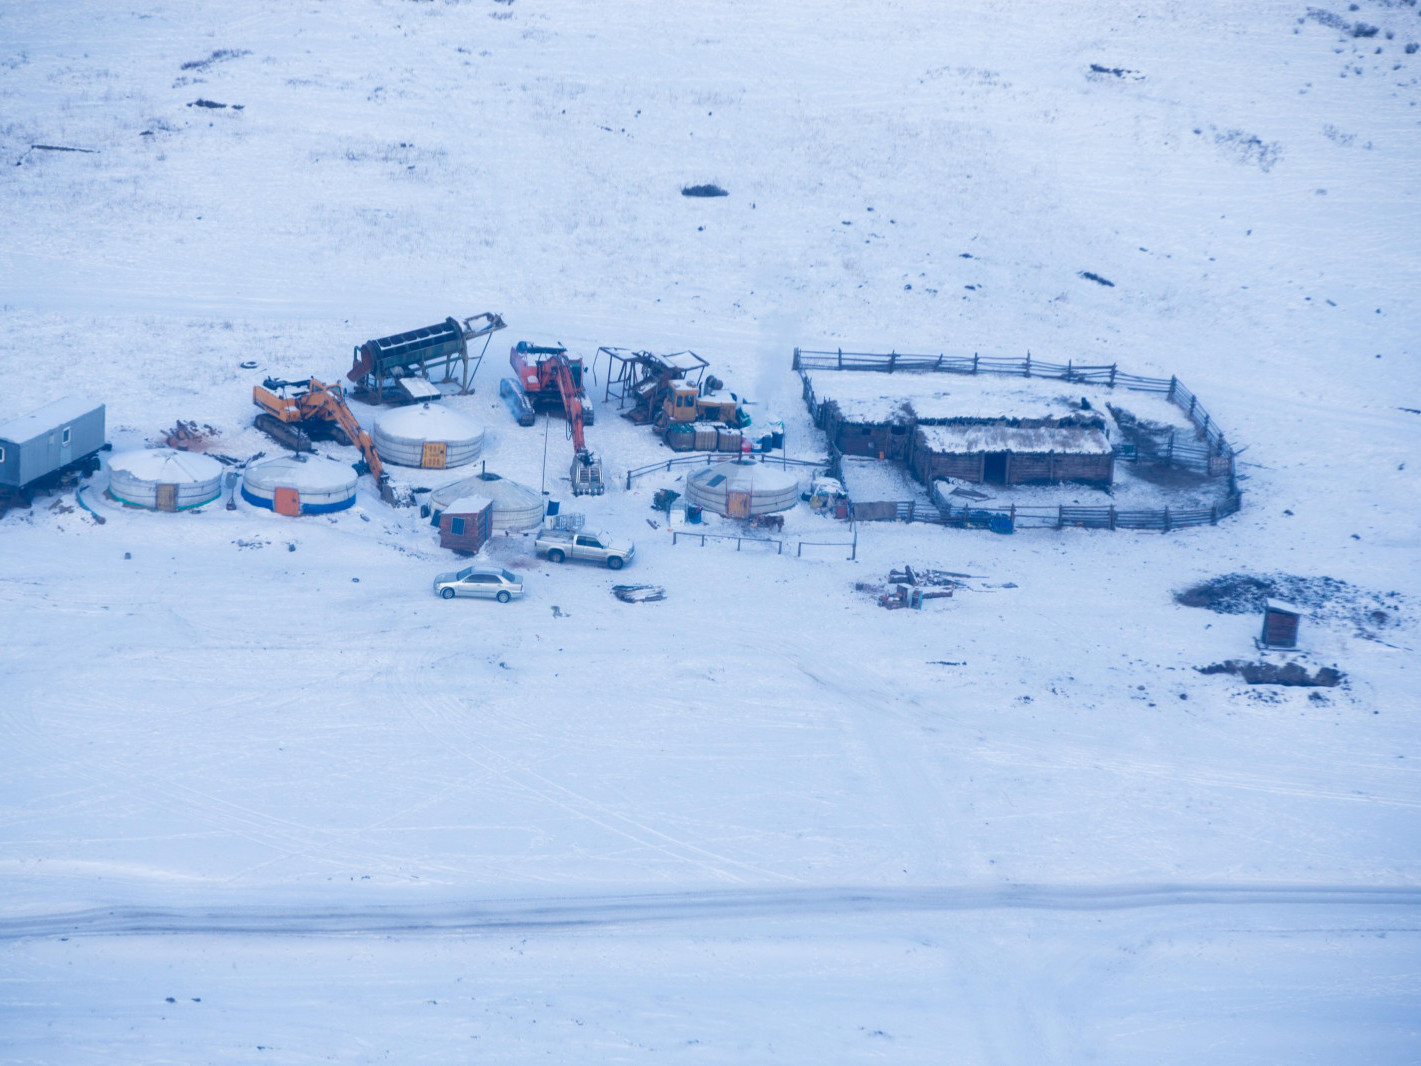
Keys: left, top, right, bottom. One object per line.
{"left": 625, "top": 452, "right": 829, "bottom": 490}
{"left": 670, "top": 527, "right": 857, "bottom": 559}
{"left": 922, "top": 489, "right": 1242, "bottom": 533}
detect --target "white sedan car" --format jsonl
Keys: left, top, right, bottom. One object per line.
{"left": 432, "top": 566, "right": 524, "bottom": 603}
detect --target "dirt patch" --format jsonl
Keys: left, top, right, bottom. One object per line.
{"left": 1197, "top": 660, "right": 1343, "bottom": 687}
{"left": 1174, "top": 572, "right": 1409, "bottom": 632}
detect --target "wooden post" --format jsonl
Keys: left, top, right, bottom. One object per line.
{"left": 1168, "top": 375, "right": 1177, "bottom": 401}
{"left": 1057, "top": 505, "right": 1063, "bottom": 529}
{"left": 888, "top": 351, "right": 897, "bottom": 373}
{"left": 1167, "top": 429, "right": 1175, "bottom": 464}
{"left": 837, "top": 348, "right": 843, "bottom": 369}
{"left": 1010, "top": 503, "right": 1016, "bottom": 527}
{"left": 793, "top": 347, "right": 800, "bottom": 370}
{"left": 1067, "top": 359, "right": 1073, "bottom": 381}
{"left": 973, "top": 353, "right": 979, "bottom": 374}
{"left": 1108, "top": 506, "right": 1116, "bottom": 530}
{"left": 1210, "top": 505, "right": 1218, "bottom": 525}
{"left": 1188, "top": 395, "right": 1196, "bottom": 419}
{"left": 1109, "top": 363, "right": 1117, "bottom": 387}
{"left": 1025, "top": 352, "right": 1032, "bottom": 378}
{"left": 1163, "top": 508, "right": 1172, "bottom": 532}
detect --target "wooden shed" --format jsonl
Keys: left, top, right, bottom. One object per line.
{"left": 438, "top": 495, "right": 494, "bottom": 554}
{"left": 908, "top": 418, "right": 1115, "bottom": 487}
{"left": 819, "top": 398, "right": 914, "bottom": 460}
{"left": 1260, "top": 599, "right": 1303, "bottom": 649}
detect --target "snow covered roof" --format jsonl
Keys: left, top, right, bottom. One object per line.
{"left": 444, "top": 495, "right": 492, "bottom": 514}
{"left": 1265, "top": 598, "right": 1306, "bottom": 616}
{"left": 916, "top": 423, "right": 1113, "bottom": 455}
{"left": 108, "top": 448, "right": 224, "bottom": 482}
{"left": 243, "top": 455, "right": 358, "bottom": 492}
{"left": 660, "top": 351, "right": 708, "bottom": 372}
{"left": 0, "top": 397, "right": 102, "bottom": 443}
{"left": 375, "top": 402, "right": 483, "bottom": 441}
{"left": 806, "top": 369, "right": 1148, "bottom": 427}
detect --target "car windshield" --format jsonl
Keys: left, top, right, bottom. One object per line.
{"left": 456, "top": 566, "right": 474, "bottom": 579}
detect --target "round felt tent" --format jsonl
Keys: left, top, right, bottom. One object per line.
{"left": 685, "top": 460, "right": 799, "bottom": 517}
{"left": 430, "top": 471, "right": 543, "bottom": 531}
{"left": 241, "top": 455, "right": 358, "bottom": 515}
{"left": 106, "top": 448, "right": 224, "bottom": 511}
{"left": 372, "top": 403, "right": 484, "bottom": 469}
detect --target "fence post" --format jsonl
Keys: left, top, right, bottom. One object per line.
{"left": 1188, "top": 395, "right": 1196, "bottom": 419}
{"left": 1168, "top": 375, "right": 1177, "bottom": 401}
{"left": 889, "top": 351, "right": 897, "bottom": 373}
{"left": 797, "top": 541, "right": 803, "bottom": 558}
{"left": 973, "top": 353, "right": 979, "bottom": 374}
{"left": 1210, "top": 505, "right": 1218, "bottom": 525}
{"left": 626, "top": 471, "right": 632, "bottom": 490}
{"left": 1109, "top": 363, "right": 1116, "bottom": 387}
{"left": 1167, "top": 429, "right": 1175, "bottom": 465}
{"left": 1057, "top": 505, "right": 1063, "bottom": 529}
{"left": 907, "top": 500, "right": 915, "bottom": 522}
{"left": 1025, "top": 352, "right": 1032, "bottom": 378}
{"left": 837, "top": 348, "right": 843, "bottom": 370}
{"left": 793, "top": 347, "right": 801, "bottom": 370}
{"left": 1010, "top": 503, "right": 1016, "bottom": 527}
{"left": 1108, "top": 506, "right": 1116, "bottom": 530}
{"left": 1067, "top": 359, "right": 1072, "bottom": 381}
{"left": 1163, "top": 508, "right": 1171, "bottom": 532}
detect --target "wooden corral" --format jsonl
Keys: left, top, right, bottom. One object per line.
{"left": 438, "top": 495, "right": 494, "bottom": 554}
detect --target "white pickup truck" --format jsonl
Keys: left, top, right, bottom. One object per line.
{"left": 534, "top": 529, "right": 636, "bottom": 569}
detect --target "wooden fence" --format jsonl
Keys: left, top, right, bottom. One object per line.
{"left": 670, "top": 527, "right": 858, "bottom": 560}
{"left": 625, "top": 452, "right": 829, "bottom": 490}
{"left": 929, "top": 488, "right": 1244, "bottom": 532}
{"left": 795, "top": 347, "right": 1238, "bottom": 480}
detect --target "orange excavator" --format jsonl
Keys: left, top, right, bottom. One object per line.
{"left": 252, "top": 377, "right": 393, "bottom": 501}
{"left": 503, "top": 343, "right": 603, "bottom": 495}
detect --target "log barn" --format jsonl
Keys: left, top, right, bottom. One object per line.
{"left": 908, "top": 417, "right": 1115, "bottom": 487}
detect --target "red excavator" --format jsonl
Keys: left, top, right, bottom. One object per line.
{"left": 503, "top": 342, "right": 603, "bottom": 495}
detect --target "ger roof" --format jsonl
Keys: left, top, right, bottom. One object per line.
{"left": 0, "top": 398, "right": 102, "bottom": 444}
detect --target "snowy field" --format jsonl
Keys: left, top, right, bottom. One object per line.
{"left": 2, "top": 1, "right": 1420, "bottom": 1062}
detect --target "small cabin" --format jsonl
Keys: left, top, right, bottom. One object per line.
{"left": 1260, "top": 599, "right": 1303, "bottom": 649}
{"left": 0, "top": 398, "right": 106, "bottom": 491}
{"left": 438, "top": 495, "right": 493, "bottom": 554}
{"left": 819, "top": 398, "right": 914, "bottom": 460}
{"left": 908, "top": 417, "right": 1115, "bottom": 487}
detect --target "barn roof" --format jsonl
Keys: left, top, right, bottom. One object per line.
{"left": 806, "top": 370, "right": 1100, "bottom": 425}
{"left": 916, "top": 423, "right": 1113, "bottom": 456}
{"left": 0, "top": 397, "right": 102, "bottom": 444}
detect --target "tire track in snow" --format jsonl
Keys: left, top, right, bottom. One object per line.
{"left": 407, "top": 688, "right": 796, "bottom": 885}
{"left": 4, "top": 883, "right": 1418, "bottom": 941}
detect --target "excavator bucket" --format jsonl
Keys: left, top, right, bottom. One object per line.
{"left": 570, "top": 454, "right": 604, "bottom": 496}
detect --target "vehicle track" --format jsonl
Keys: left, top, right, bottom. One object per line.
{"left": 5, "top": 883, "right": 1418, "bottom": 941}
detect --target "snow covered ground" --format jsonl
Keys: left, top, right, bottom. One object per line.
{"left": 2, "top": 1, "right": 1420, "bottom": 1061}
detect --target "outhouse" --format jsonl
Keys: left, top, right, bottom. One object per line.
{"left": 438, "top": 495, "right": 493, "bottom": 553}
{"left": 1260, "top": 599, "right": 1303, "bottom": 649}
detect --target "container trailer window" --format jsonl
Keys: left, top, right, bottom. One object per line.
{"left": 62, "top": 427, "right": 71, "bottom": 445}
